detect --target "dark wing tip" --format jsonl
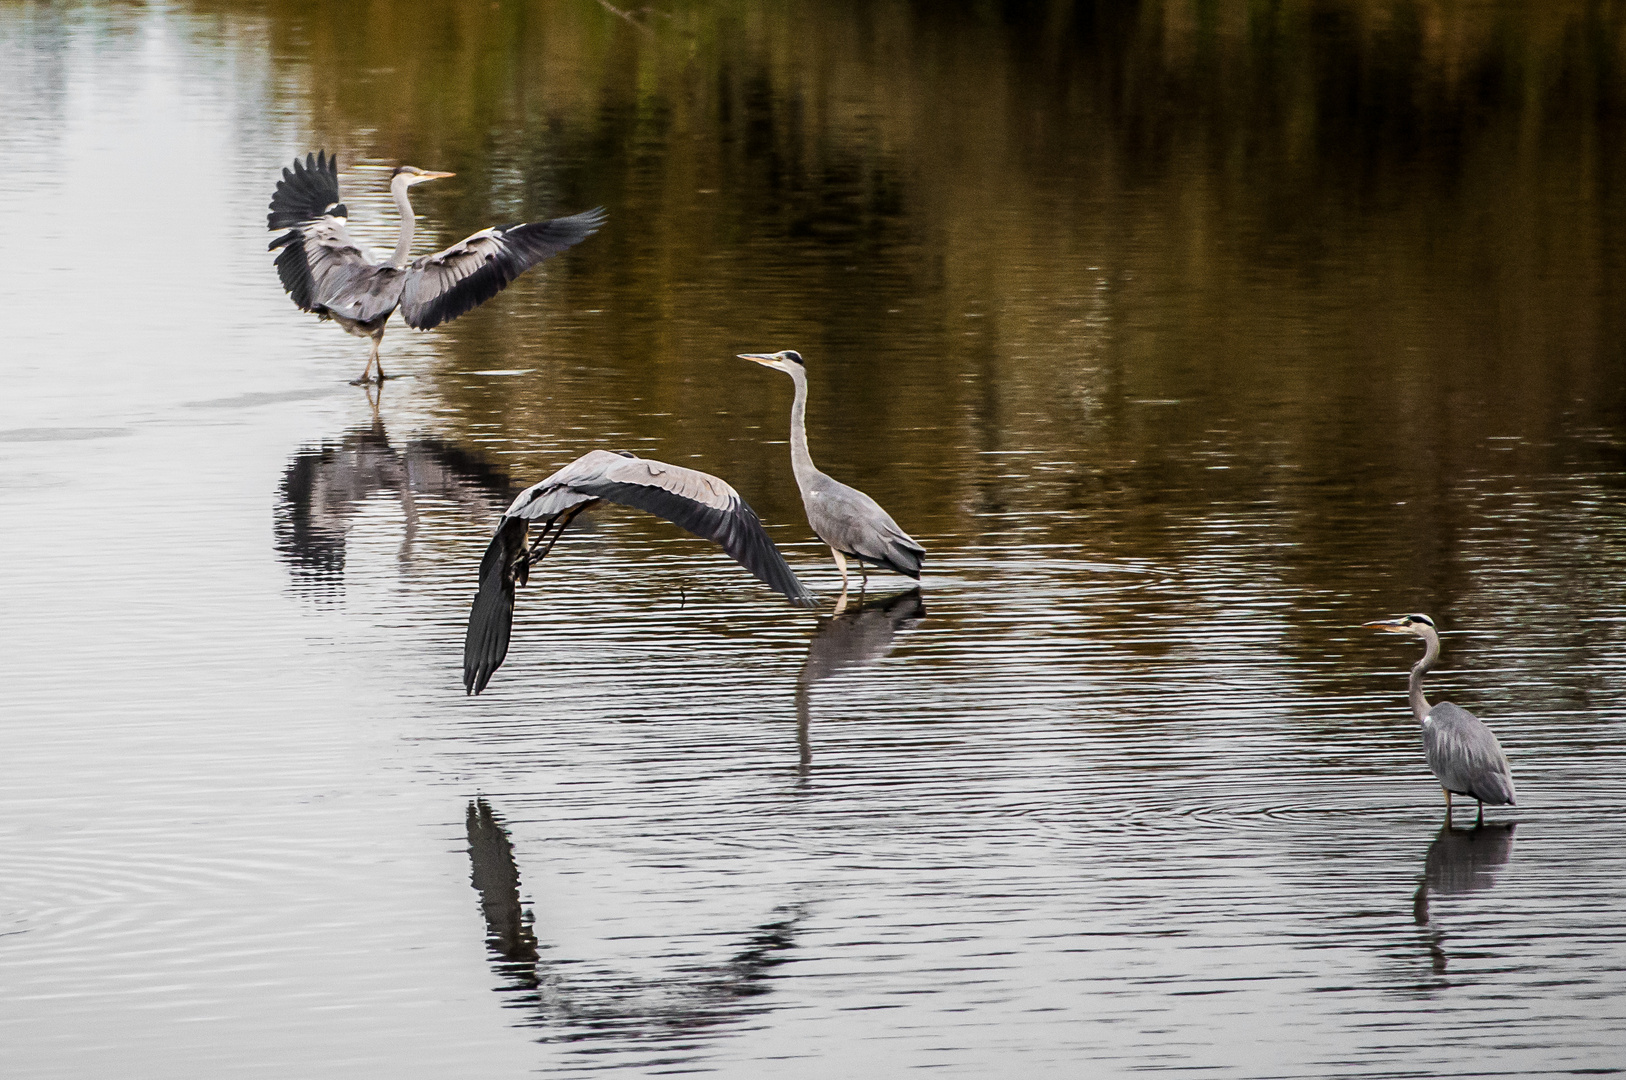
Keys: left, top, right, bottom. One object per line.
{"left": 268, "top": 150, "right": 342, "bottom": 231}
{"left": 462, "top": 518, "right": 526, "bottom": 695}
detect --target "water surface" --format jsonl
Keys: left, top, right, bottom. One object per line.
{"left": 3, "top": 2, "right": 1625, "bottom": 1076}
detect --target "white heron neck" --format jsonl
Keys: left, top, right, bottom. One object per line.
{"left": 1408, "top": 630, "right": 1439, "bottom": 723}
{"left": 390, "top": 176, "right": 416, "bottom": 268}
{"left": 787, "top": 365, "right": 818, "bottom": 488}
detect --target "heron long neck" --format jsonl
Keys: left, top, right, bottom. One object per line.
{"left": 1409, "top": 630, "right": 1439, "bottom": 723}
{"left": 787, "top": 365, "right": 818, "bottom": 489}
{"left": 390, "top": 176, "right": 416, "bottom": 268}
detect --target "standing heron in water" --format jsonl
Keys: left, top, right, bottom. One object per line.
{"left": 1365, "top": 614, "right": 1516, "bottom": 822}
{"left": 268, "top": 151, "right": 605, "bottom": 383}
{"left": 464, "top": 450, "right": 816, "bottom": 694}
{"left": 739, "top": 350, "right": 924, "bottom": 590}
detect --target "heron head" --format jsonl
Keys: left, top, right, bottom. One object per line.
{"left": 1363, "top": 613, "right": 1437, "bottom": 637}
{"left": 738, "top": 350, "right": 805, "bottom": 373}
{"left": 392, "top": 165, "right": 456, "bottom": 187}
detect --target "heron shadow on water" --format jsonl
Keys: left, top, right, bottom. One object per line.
{"left": 465, "top": 798, "right": 805, "bottom": 1047}
{"left": 794, "top": 588, "right": 926, "bottom": 771}
{"left": 1411, "top": 821, "right": 1517, "bottom": 975}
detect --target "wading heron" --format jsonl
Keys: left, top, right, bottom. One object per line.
{"left": 464, "top": 450, "right": 816, "bottom": 694}
{"left": 268, "top": 152, "right": 604, "bottom": 383}
{"left": 739, "top": 350, "right": 924, "bottom": 590}
{"left": 1365, "top": 614, "right": 1516, "bottom": 822}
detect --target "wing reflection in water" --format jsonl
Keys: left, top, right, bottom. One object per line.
{"left": 795, "top": 588, "right": 926, "bottom": 768}
{"left": 465, "top": 799, "right": 803, "bottom": 1054}
{"left": 275, "top": 417, "right": 512, "bottom": 589}
{"left": 1412, "top": 822, "right": 1517, "bottom": 975}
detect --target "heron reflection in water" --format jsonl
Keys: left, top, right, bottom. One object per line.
{"left": 275, "top": 415, "right": 513, "bottom": 588}
{"left": 795, "top": 588, "right": 926, "bottom": 769}
{"left": 268, "top": 152, "right": 604, "bottom": 383}
{"left": 1412, "top": 822, "right": 1517, "bottom": 975}
{"left": 466, "top": 799, "right": 803, "bottom": 1044}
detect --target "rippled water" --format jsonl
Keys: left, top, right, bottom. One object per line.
{"left": 4, "top": 2, "right": 1626, "bottom": 1076}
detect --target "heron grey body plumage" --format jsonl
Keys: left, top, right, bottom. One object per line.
{"left": 464, "top": 450, "right": 816, "bottom": 694}
{"left": 1423, "top": 701, "right": 1517, "bottom": 806}
{"left": 268, "top": 152, "right": 604, "bottom": 381}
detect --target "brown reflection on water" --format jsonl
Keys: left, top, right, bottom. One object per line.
{"left": 233, "top": 0, "right": 1626, "bottom": 609}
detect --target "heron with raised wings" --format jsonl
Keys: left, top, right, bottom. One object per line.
{"left": 1365, "top": 614, "right": 1516, "bottom": 823}
{"left": 739, "top": 350, "right": 924, "bottom": 590}
{"left": 464, "top": 450, "right": 816, "bottom": 694}
{"left": 267, "top": 152, "right": 604, "bottom": 383}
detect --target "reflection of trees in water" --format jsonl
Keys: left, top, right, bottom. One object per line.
{"left": 465, "top": 799, "right": 802, "bottom": 1052}
{"left": 274, "top": 419, "right": 512, "bottom": 588}
{"left": 1412, "top": 822, "right": 1516, "bottom": 976}
{"left": 795, "top": 588, "right": 926, "bottom": 769}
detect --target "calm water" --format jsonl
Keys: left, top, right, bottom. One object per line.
{"left": 4, "top": 2, "right": 1626, "bottom": 1076}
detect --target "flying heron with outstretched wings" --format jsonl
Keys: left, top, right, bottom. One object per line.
{"left": 463, "top": 450, "right": 816, "bottom": 694}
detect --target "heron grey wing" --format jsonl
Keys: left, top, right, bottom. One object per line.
{"left": 267, "top": 154, "right": 380, "bottom": 316}
{"left": 397, "top": 208, "right": 607, "bottom": 330}
{"left": 267, "top": 151, "right": 346, "bottom": 231}
{"left": 1424, "top": 702, "right": 1516, "bottom": 804}
{"left": 463, "top": 515, "right": 528, "bottom": 695}
{"left": 805, "top": 477, "right": 925, "bottom": 577}
{"left": 501, "top": 449, "right": 628, "bottom": 520}
{"left": 577, "top": 456, "right": 817, "bottom": 606}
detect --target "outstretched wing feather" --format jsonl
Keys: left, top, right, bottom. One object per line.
{"left": 399, "top": 208, "right": 607, "bottom": 330}
{"left": 267, "top": 151, "right": 343, "bottom": 230}
{"left": 463, "top": 516, "right": 528, "bottom": 695}
{"left": 580, "top": 475, "right": 816, "bottom": 606}
{"left": 267, "top": 152, "right": 381, "bottom": 317}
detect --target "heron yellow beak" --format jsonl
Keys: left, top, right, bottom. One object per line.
{"left": 1363, "top": 619, "right": 1409, "bottom": 633}
{"left": 423, "top": 171, "right": 456, "bottom": 181}
{"left": 737, "top": 353, "right": 782, "bottom": 368}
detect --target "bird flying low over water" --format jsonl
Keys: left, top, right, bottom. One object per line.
{"left": 463, "top": 450, "right": 817, "bottom": 694}
{"left": 739, "top": 350, "right": 925, "bottom": 590}
{"left": 1365, "top": 613, "right": 1516, "bottom": 822}
{"left": 267, "top": 151, "right": 605, "bottom": 383}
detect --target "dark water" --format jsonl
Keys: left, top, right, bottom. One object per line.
{"left": 3, "top": 2, "right": 1626, "bottom": 1076}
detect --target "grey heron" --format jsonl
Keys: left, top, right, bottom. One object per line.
{"left": 464, "top": 449, "right": 816, "bottom": 694}
{"left": 739, "top": 350, "right": 925, "bottom": 590}
{"left": 1365, "top": 614, "right": 1516, "bottom": 822}
{"left": 268, "top": 152, "right": 604, "bottom": 383}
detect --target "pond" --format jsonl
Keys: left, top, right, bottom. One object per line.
{"left": 3, "top": 2, "right": 1625, "bottom": 1076}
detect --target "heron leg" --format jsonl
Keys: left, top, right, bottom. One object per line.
{"left": 352, "top": 336, "right": 382, "bottom": 385}
{"left": 528, "top": 503, "right": 590, "bottom": 567}
{"left": 831, "top": 547, "right": 849, "bottom": 589}
{"left": 833, "top": 587, "right": 850, "bottom": 616}
{"left": 1475, "top": 799, "right": 1485, "bottom": 825}
{"left": 1444, "top": 788, "right": 1453, "bottom": 822}
{"left": 373, "top": 332, "right": 393, "bottom": 382}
